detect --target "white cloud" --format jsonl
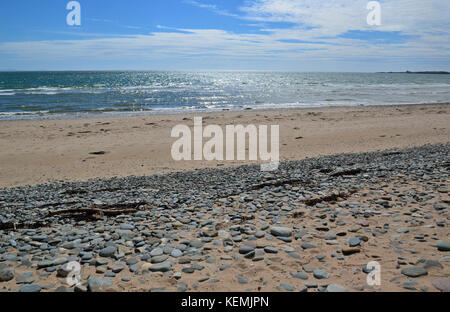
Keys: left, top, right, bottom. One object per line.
{"left": 0, "top": 0, "right": 449, "bottom": 70}
{"left": 184, "top": 0, "right": 239, "bottom": 17}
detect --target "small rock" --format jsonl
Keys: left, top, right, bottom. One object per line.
{"left": 342, "top": 248, "right": 360, "bottom": 255}
{"left": 280, "top": 283, "right": 295, "bottom": 291}
{"left": 270, "top": 227, "right": 292, "bottom": 237}
{"left": 99, "top": 246, "right": 117, "bottom": 258}
{"left": 19, "top": 284, "right": 41, "bottom": 292}
{"left": 170, "top": 249, "right": 183, "bottom": 258}
{"left": 313, "top": 269, "right": 329, "bottom": 279}
{"left": 327, "top": 284, "right": 347, "bottom": 292}
{"left": 239, "top": 245, "right": 255, "bottom": 255}
{"left": 290, "top": 271, "right": 308, "bottom": 280}
{"left": 236, "top": 275, "right": 248, "bottom": 284}
{"left": 264, "top": 246, "right": 278, "bottom": 254}
{"left": 87, "top": 277, "right": 114, "bottom": 292}
{"left": 348, "top": 237, "right": 361, "bottom": 247}
{"left": 432, "top": 279, "right": 450, "bottom": 292}
{"left": 437, "top": 241, "right": 450, "bottom": 252}
{"left": 0, "top": 266, "right": 15, "bottom": 282}
{"left": 401, "top": 267, "right": 428, "bottom": 278}
{"left": 149, "top": 261, "right": 172, "bottom": 273}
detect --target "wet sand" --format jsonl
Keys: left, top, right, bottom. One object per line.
{"left": 0, "top": 103, "right": 449, "bottom": 188}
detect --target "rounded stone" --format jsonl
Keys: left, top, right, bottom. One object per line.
{"left": 149, "top": 261, "right": 172, "bottom": 273}
{"left": 437, "top": 241, "right": 450, "bottom": 252}
{"left": 348, "top": 237, "right": 361, "bottom": 247}
{"left": 150, "top": 247, "right": 164, "bottom": 257}
{"left": 239, "top": 245, "right": 255, "bottom": 255}
{"left": 327, "top": 284, "right": 348, "bottom": 292}
{"left": 432, "top": 278, "right": 450, "bottom": 292}
{"left": 313, "top": 269, "right": 329, "bottom": 279}
{"left": 264, "top": 246, "right": 278, "bottom": 254}
{"left": 19, "top": 284, "right": 41, "bottom": 292}
{"left": 254, "top": 231, "right": 265, "bottom": 238}
{"left": 401, "top": 266, "right": 428, "bottom": 278}
{"left": 170, "top": 249, "right": 183, "bottom": 258}
{"left": 270, "top": 227, "right": 292, "bottom": 237}
{"left": 87, "top": 277, "right": 114, "bottom": 292}
{"left": 290, "top": 271, "right": 308, "bottom": 280}
{"left": 99, "top": 246, "right": 117, "bottom": 258}
{"left": 0, "top": 267, "right": 15, "bottom": 282}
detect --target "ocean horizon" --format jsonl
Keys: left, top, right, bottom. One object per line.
{"left": 1, "top": 71, "right": 450, "bottom": 120}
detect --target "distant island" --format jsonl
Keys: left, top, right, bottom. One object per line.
{"left": 381, "top": 71, "right": 450, "bottom": 74}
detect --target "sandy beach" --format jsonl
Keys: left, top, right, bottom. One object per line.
{"left": 0, "top": 103, "right": 449, "bottom": 189}
{"left": 0, "top": 103, "right": 449, "bottom": 293}
{"left": 2, "top": 0, "right": 450, "bottom": 299}
{"left": 0, "top": 141, "right": 449, "bottom": 292}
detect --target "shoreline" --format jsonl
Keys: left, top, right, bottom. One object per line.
{"left": 0, "top": 102, "right": 449, "bottom": 189}
{"left": 1, "top": 102, "right": 449, "bottom": 122}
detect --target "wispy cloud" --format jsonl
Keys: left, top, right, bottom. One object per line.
{"left": 0, "top": 0, "right": 449, "bottom": 70}
{"left": 184, "top": 0, "right": 239, "bottom": 17}
{"left": 88, "top": 17, "right": 144, "bottom": 31}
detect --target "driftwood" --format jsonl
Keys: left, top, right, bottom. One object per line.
{"left": 0, "top": 221, "right": 48, "bottom": 232}
{"left": 37, "top": 201, "right": 80, "bottom": 209}
{"left": 251, "top": 178, "right": 309, "bottom": 190}
{"left": 47, "top": 207, "right": 137, "bottom": 219}
{"left": 330, "top": 168, "right": 364, "bottom": 177}
{"left": 0, "top": 203, "right": 147, "bottom": 232}
{"left": 46, "top": 202, "right": 146, "bottom": 220}
{"left": 301, "top": 190, "right": 357, "bottom": 206}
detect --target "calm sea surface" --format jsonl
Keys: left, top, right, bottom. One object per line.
{"left": 1, "top": 71, "right": 449, "bottom": 119}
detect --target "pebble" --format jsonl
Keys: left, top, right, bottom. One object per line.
{"left": 236, "top": 275, "right": 248, "bottom": 284}
{"left": 18, "top": 284, "right": 41, "bottom": 292}
{"left": 87, "top": 277, "right": 114, "bottom": 292}
{"left": 313, "top": 269, "right": 330, "bottom": 279}
{"left": 264, "top": 246, "right": 278, "bottom": 254}
{"left": 305, "top": 282, "right": 318, "bottom": 288}
{"left": 270, "top": 227, "right": 292, "bottom": 237}
{"left": 401, "top": 267, "right": 428, "bottom": 278}
{"left": 170, "top": 249, "right": 183, "bottom": 258}
{"left": 149, "top": 262, "right": 172, "bottom": 273}
{"left": 150, "top": 247, "right": 164, "bottom": 257}
{"left": 0, "top": 266, "right": 15, "bottom": 282}
{"left": 290, "top": 271, "right": 309, "bottom": 280}
{"left": 348, "top": 237, "right": 361, "bottom": 247}
{"left": 437, "top": 241, "right": 450, "bottom": 252}
{"left": 239, "top": 245, "right": 255, "bottom": 255}
{"left": 16, "top": 272, "right": 34, "bottom": 284}
{"left": 342, "top": 248, "right": 360, "bottom": 255}
{"left": 280, "top": 283, "right": 295, "bottom": 291}
{"left": 432, "top": 278, "right": 450, "bottom": 292}
{"left": 99, "top": 246, "right": 117, "bottom": 258}
{"left": 327, "top": 284, "right": 348, "bottom": 292}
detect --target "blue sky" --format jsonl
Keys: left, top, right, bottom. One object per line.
{"left": 0, "top": 0, "right": 449, "bottom": 71}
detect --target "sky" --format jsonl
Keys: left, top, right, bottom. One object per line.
{"left": 0, "top": 0, "right": 449, "bottom": 71}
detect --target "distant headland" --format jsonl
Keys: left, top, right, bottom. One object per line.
{"left": 381, "top": 71, "right": 450, "bottom": 74}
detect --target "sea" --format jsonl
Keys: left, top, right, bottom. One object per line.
{"left": 0, "top": 71, "right": 449, "bottom": 120}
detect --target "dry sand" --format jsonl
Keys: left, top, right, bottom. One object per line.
{"left": 0, "top": 103, "right": 449, "bottom": 189}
